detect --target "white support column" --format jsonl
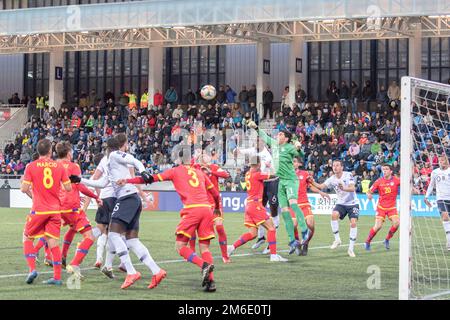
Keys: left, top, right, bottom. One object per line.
{"left": 408, "top": 24, "right": 422, "bottom": 78}
{"left": 148, "top": 46, "right": 164, "bottom": 106}
{"left": 288, "top": 37, "right": 307, "bottom": 107}
{"left": 48, "top": 50, "right": 64, "bottom": 110}
{"left": 256, "top": 41, "right": 270, "bottom": 116}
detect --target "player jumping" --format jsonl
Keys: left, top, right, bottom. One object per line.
{"left": 21, "top": 139, "right": 72, "bottom": 285}
{"left": 227, "top": 156, "right": 287, "bottom": 262}
{"left": 364, "top": 164, "right": 400, "bottom": 251}
{"left": 312, "top": 160, "right": 360, "bottom": 258}
{"left": 246, "top": 120, "right": 309, "bottom": 254}
{"left": 425, "top": 155, "right": 450, "bottom": 251}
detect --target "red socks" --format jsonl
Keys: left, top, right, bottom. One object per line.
{"left": 70, "top": 238, "right": 94, "bottom": 266}
{"left": 233, "top": 232, "right": 256, "bottom": 249}
{"left": 50, "top": 246, "right": 62, "bottom": 281}
{"left": 189, "top": 235, "right": 196, "bottom": 252}
{"left": 23, "top": 240, "right": 36, "bottom": 273}
{"left": 307, "top": 227, "right": 315, "bottom": 243}
{"left": 366, "top": 228, "right": 378, "bottom": 244}
{"left": 201, "top": 251, "right": 214, "bottom": 281}
{"left": 34, "top": 237, "right": 46, "bottom": 253}
{"left": 215, "top": 224, "right": 228, "bottom": 258}
{"left": 267, "top": 230, "right": 277, "bottom": 255}
{"left": 62, "top": 228, "right": 76, "bottom": 258}
{"left": 386, "top": 225, "right": 399, "bottom": 240}
{"left": 179, "top": 246, "right": 205, "bottom": 268}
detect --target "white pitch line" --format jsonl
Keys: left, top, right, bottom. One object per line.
{"left": 0, "top": 240, "right": 388, "bottom": 279}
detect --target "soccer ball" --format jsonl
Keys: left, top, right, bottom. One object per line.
{"left": 200, "top": 85, "right": 217, "bottom": 100}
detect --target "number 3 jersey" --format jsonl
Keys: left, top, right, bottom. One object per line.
{"left": 22, "top": 158, "right": 71, "bottom": 214}
{"left": 369, "top": 176, "right": 400, "bottom": 209}
{"left": 153, "top": 165, "right": 214, "bottom": 208}
{"left": 324, "top": 171, "right": 358, "bottom": 206}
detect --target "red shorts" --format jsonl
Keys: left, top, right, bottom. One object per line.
{"left": 61, "top": 210, "right": 92, "bottom": 233}
{"left": 290, "top": 203, "right": 313, "bottom": 218}
{"left": 176, "top": 206, "right": 215, "bottom": 241}
{"left": 376, "top": 206, "right": 398, "bottom": 221}
{"left": 24, "top": 213, "right": 61, "bottom": 239}
{"left": 245, "top": 202, "right": 269, "bottom": 228}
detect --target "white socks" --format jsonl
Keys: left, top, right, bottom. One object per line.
{"left": 104, "top": 240, "right": 115, "bottom": 269}
{"left": 109, "top": 232, "right": 136, "bottom": 275}
{"left": 96, "top": 233, "right": 107, "bottom": 263}
{"left": 257, "top": 226, "right": 266, "bottom": 239}
{"left": 126, "top": 238, "right": 161, "bottom": 275}
{"left": 443, "top": 221, "right": 450, "bottom": 244}
{"left": 272, "top": 215, "right": 280, "bottom": 229}
{"left": 349, "top": 227, "right": 357, "bottom": 251}
{"left": 92, "top": 227, "right": 102, "bottom": 239}
{"left": 331, "top": 220, "right": 340, "bottom": 241}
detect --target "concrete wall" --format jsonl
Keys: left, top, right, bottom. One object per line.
{"left": 225, "top": 43, "right": 294, "bottom": 103}
{"left": 0, "top": 54, "right": 24, "bottom": 103}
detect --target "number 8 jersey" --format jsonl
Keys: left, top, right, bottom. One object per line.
{"left": 22, "top": 158, "right": 71, "bottom": 214}
{"left": 153, "top": 165, "right": 214, "bottom": 208}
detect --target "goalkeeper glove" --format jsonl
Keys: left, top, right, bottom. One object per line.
{"left": 246, "top": 120, "right": 258, "bottom": 130}
{"left": 140, "top": 171, "right": 154, "bottom": 184}
{"left": 69, "top": 175, "right": 81, "bottom": 183}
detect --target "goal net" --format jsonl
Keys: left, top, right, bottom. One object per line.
{"left": 400, "top": 77, "right": 450, "bottom": 300}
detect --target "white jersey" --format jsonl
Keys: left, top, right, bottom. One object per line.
{"left": 239, "top": 146, "right": 275, "bottom": 176}
{"left": 324, "top": 171, "right": 358, "bottom": 206}
{"left": 81, "top": 151, "right": 145, "bottom": 199}
{"left": 426, "top": 167, "right": 450, "bottom": 201}
{"left": 96, "top": 156, "right": 115, "bottom": 199}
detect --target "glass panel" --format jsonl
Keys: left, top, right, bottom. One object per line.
{"left": 441, "top": 38, "right": 449, "bottom": 67}
{"left": 132, "top": 76, "right": 139, "bottom": 93}
{"left": 67, "top": 79, "right": 75, "bottom": 98}
{"left": 89, "top": 78, "right": 97, "bottom": 95}
{"left": 361, "top": 40, "right": 370, "bottom": 68}
{"left": 309, "top": 71, "right": 319, "bottom": 101}
{"left": 132, "top": 50, "right": 139, "bottom": 76}
{"left": 35, "top": 53, "right": 42, "bottom": 79}
{"left": 79, "top": 78, "right": 88, "bottom": 93}
{"left": 114, "top": 77, "right": 121, "bottom": 96}
{"left": 320, "top": 42, "right": 330, "bottom": 70}
{"left": 421, "top": 38, "right": 429, "bottom": 68}
{"left": 190, "top": 47, "right": 198, "bottom": 73}
{"left": 43, "top": 80, "right": 48, "bottom": 96}
{"left": 430, "top": 68, "right": 440, "bottom": 82}
{"left": 172, "top": 47, "right": 180, "bottom": 75}
{"left": 80, "top": 51, "right": 88, "bottom": 78}
{"left": 182, "top": 75, "right": 190, "bottom": 96}
{"left": 141, "top": 76, "right": 148, "bottom": 93}
{"left": 377, "top": 40, "right": 386, "bottom": 69}
{"left": 320, "top": 71, "right": 329, "bottom": 101}
{"left": 330, "top": 71, "right": 339, "bottom": 87}
{"left": 441, "top": 68, "right": 450, "bottom": 83}
{"left": 200, "top": 74, "right": 208, "bottom": 88}
{"left": 398, "top": 39, "right": 408, "bottom": 68}
{"left": 36, "top": 80, "right": 42, "bottom": 96}
{"left": 350, "top": 70, "right": 360, "bottom": 90}
{"left": 351, "top": 41, "right": 360, "bottom": 69}
{"left": 218, "top": 45, "right": 226, "bottom": 73}
{"left": 182, "top": 48, "right": 190, "bottom": 74}
{"left": 398, "top": 69, "right": 407, "bottom": 82}
{"left": 200, "top": 46, "right": 208, "bottom": 73}
{"left": 209, "top": 46, "right": 217, "bottom": 73}
{"left": 341, "top": 70, "right": 350, "bottom": 86}
{"left": 123, "top": 76, "right": 131, "bottom": 91}
{"left": 141, "top": 48, "right": 149, "bottom": 75}
{"left": 106, "top": 50, "right": 114, "bottom": 77}
{"left": 341, "top": 41, "right": 350, "bottom": 69}
{"left": 124, "top": 50, "right": 131, "bottom": 76}
{"left": 377, "top": 69, "right": 387, "bottom": 89}
{"left": 217, "top": 74, "right": 225, "bottom": 89}
{"left": 89, "top": 51, "right": 97, "bottom": 77}
{"left": 97, "top": 78, "right": 104, "bottom": 100}
{"left": 388, "top": 39, "right": 398, "bottom": 68}
{"left": 430, "top": 38, "right": 440, "bottom": 67}
{"left": 97, "top": 51, "right": 104, "bottom": 77}
{"left": 190, "top": 75, "right": 198, "bottom": 95}
{"left": 42, "top": 53, "right": 49, "bottom": 79}
{"left": 362, "top": 70, "right": 371, "bottom": 86}
{"left": 331, "top": 41, "right": 339, "bottom": 69}
{"left": 421, "top": 68, "right": 429, "bottom": 80}
{"left": 309, "top": 42, "right": 319, "bottom": 71}
{"left": 388, "top": 69, "right": 398, "bottom": 85}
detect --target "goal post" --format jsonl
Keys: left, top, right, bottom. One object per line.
{"left": 399, "top": 76, "right": 450, "bottom": 300}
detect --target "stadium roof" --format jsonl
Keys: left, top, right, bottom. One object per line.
{"left": 0, "top": 0, "right": 449, "bottom": 54}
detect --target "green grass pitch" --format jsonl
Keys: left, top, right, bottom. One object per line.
{"left": 0, "top": 208, "right": 400, "bottom": 300}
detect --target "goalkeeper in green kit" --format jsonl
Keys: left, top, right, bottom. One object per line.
{"left": 246, "top": 120, "right": 309, "bottom": 254}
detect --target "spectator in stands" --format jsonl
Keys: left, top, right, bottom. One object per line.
{"left": 281, "top": 86, "right": 290, "bottom": 109}
{"left": 362, "top": 80, "right": 373, "bottom": 113}
{"left": 238, "top": 85, "right": 249, "bottom": 114}
{"left": 326, "top": 80, "right": 339, "bottom": 106}
{"left": 248, "top": 84, "right": 256, "bottom": 107}
{"left": 216, "top": 85, "right": 226, "bottom": 105}
{"left": 225, "top": 85, "right": 237, "bottom": 104}
{"left": 8, "top": 93, "right": 21, "bottom": 105}
{"left": 165, "top": 86, "right": 178, "bottom": 104}
{"left": 295, "top": 85, "right": 307, "bottom": 110}
{"left": 185, "top": 88, "right": 196, "bottom": 105}
{"left": 388, "top": 80, "right": 400, "bottom": 105}
{"left": 339, "top": 81, "right": 350, "bottom": 112}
